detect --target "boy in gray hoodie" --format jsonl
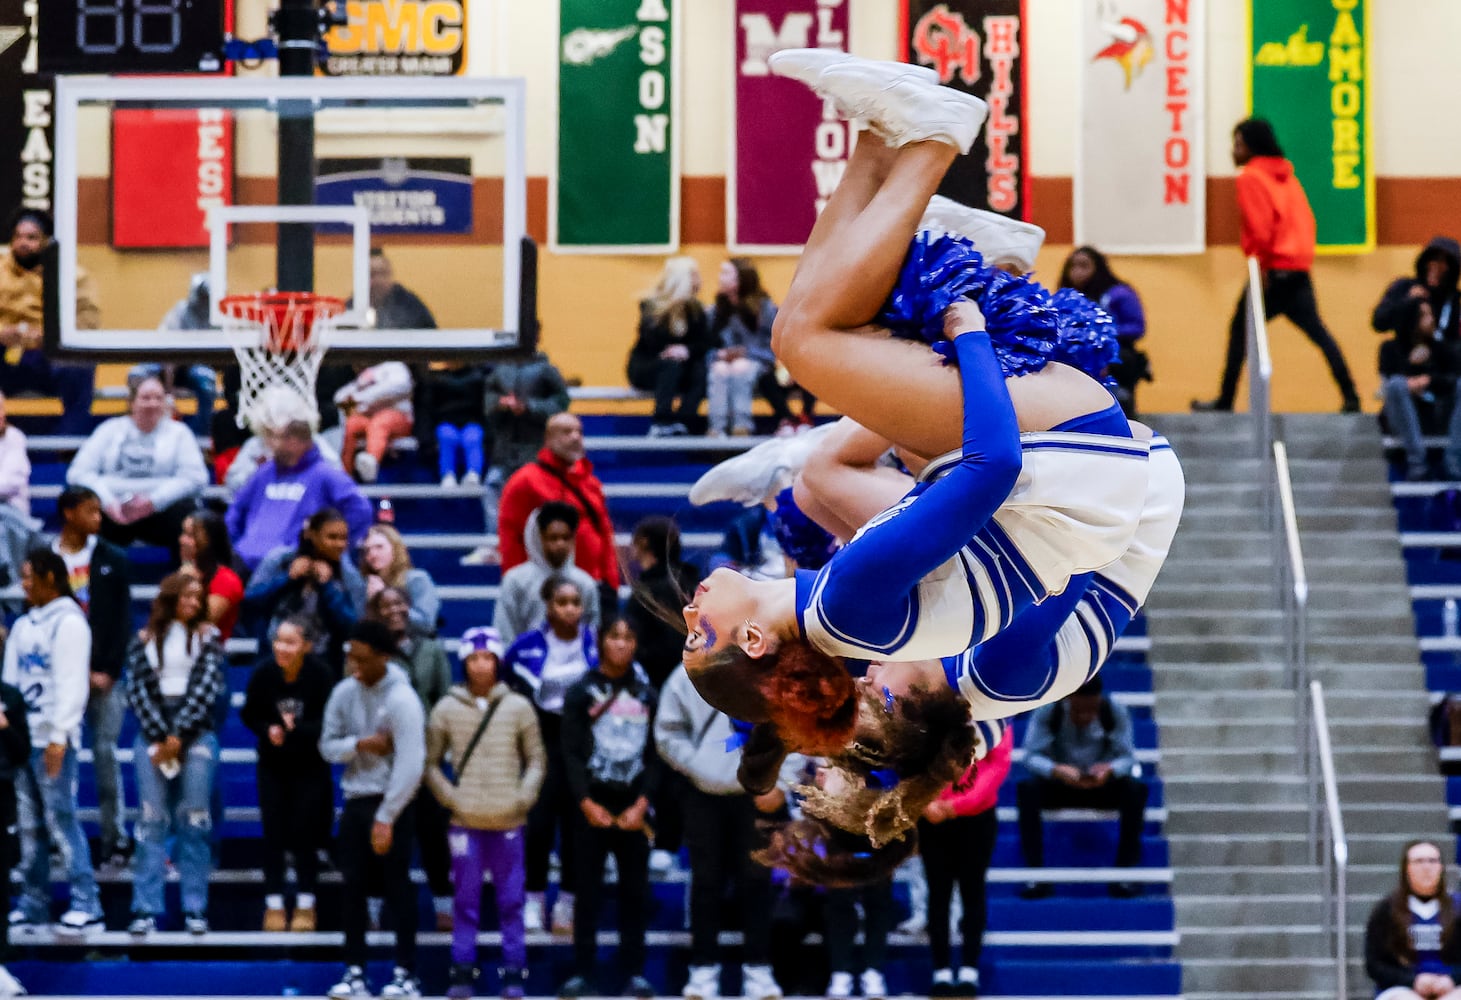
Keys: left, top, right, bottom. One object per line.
{"left": 320, "top": 620, "right": 426, "bottom": 999}
{"left": 493, "top": 503, "right": 601, "bottom": 646}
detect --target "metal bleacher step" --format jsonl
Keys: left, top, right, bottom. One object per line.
{"left": 1176, "top": 924, "right": 1328, "bottom": 960}
{"left": 1164, "top": 804, "right": 1308, "bottom": 836}
{"left": 1174, "top": 894, "right": 1322, "bottom": 926}
{"left": 1180, "top": 956, "right": 1353, "bottom": 994}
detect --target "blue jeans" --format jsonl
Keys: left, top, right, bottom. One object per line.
{"left": 0, "top": 352, "right": 95, "bottom": 436}
{"left": 130, "top": 363, "right": 218, "bottom": 437}
{"left": 85, "top": 681, "right": 127, "bottom": 851}
{"left": 1382, "top": 375, "right": 1461, "bottom": 476}
{"left": 132, "top": 731, "right": 218, "bottom": 916}
{"left": 436, "top": 422, "right": 485, "bottom": 480}
{"left": 14, "top": 744, "right": 101, "bottom": 920}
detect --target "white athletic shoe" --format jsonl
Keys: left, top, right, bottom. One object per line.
{"left": 769, "top": 49, "right": 939, "bottom": 118}
{"left": 355, "top": 451, "right": 380, "bottom": 483}
{"left": 683, "top": 964, "right": 720, "bottom": 1000}
{"left": 523, "top": 892, "right": 545, "bottom": 933}
{"left": 920, "top": 194, "right": 1047, "bottom": 273}
{"left": 826, "top": 972, "right": 855, "bottom": 1000}
{"left": 742, "top": 964, "right": 783, "bottom": 1000}
{"left": 688, "top": 422, "right": 835, "bottom": 507}
{"left": 860, "top": 969, "right": 887, "bottom": 1000}
{"left": 818, "top": 63, "right": 988, "bottom": 153}
{"left": 0, "top": 964, "right": 26, "bottom": 996}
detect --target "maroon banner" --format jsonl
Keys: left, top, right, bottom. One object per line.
{"left": 112, "top": 109, "right": 235, "bottom": 249}
{"left": 730, "top": 0, "right": 851, "bottom": 253}
{"left": 901, "top": 0, "right": 1030, "bottom": 220}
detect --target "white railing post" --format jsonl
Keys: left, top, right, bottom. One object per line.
{"left": 1311, "top": 681, "right": 1349, "bottom": 1000}
{"left": 1248, "top": 258, "right": 1276, "bottom": 525}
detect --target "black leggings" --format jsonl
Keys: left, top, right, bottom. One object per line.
{"left": 413, "top": 785, "right": 453, "bottom": 898}
{"left": 1218, "top": 270, "right": 1358, "bottom": 407}
{"left": 258, "top": 761, "right": 332, "bottom": 899}
{"left": 525, "top": 712, "right": 575, "bottom": 894}
{"left": 919, "top": 809, "right": 998, "bottom": 969}
{"left": 825, "top": 877, "right": 894, "bottom": 974}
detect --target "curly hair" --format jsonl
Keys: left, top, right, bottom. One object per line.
{"left": 797, "top": 681, "right": 976, "bottom": 848}
{"left": 701, "top": 638, "right": 857, "bottom": 757}
{"left": 753, "top": 816, "right": 918, "bottom": 889}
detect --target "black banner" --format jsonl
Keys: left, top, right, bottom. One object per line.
{"left": 902, "top": 0, "right": 1029, "bottom": 220}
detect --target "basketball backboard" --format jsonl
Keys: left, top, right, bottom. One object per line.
{"left": 50, "top": 74, "right": 530, "bottom": 361}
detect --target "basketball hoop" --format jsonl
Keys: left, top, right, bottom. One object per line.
{"left": 219, "top": 292, "right": 344, "bottom": 430}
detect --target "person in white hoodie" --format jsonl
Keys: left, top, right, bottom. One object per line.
{"left": 335, "top": 361, "right": 414, "bottom": 484}
{"left": 319, "top": 619, "right": 426, "bottom": 1000}
{"left": 65, "top": 373, "right": 208, "bottom": 553}
{"left": 654, "top": 664, "right": 784, "bottom": 1000}
{"left": 1, "top": 548, "right": 103, "bottom": 932}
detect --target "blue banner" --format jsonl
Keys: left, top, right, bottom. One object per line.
{"left": 315, "top": 157, "right": 473, "bottom": 234}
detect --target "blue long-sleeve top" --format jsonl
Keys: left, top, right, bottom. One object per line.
{"left": 1097, "top": 284, "right": 1146, "bottom": 343}
{"left": 796, "top": 330, "right": 1023, "bottom": 659}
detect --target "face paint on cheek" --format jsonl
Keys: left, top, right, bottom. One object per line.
{"left": 698, "top": 616, "right": 718, "bottom": 651}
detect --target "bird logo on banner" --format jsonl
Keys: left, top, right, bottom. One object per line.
{"left": 1093, "top": 7, "right": 1154, "bottom": 90}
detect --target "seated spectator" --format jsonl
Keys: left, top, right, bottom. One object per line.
{"left": 419, "top": 360, "right": 487, "bottom": 488}
{"left": 227, "top": 411, "right": 370, "bottom": 573}
{"left": 426, "top": 627, "right": 546, "bottom": 1000}
{"left": 240, "top": 616, "right": 335, "bottom": 933}
{"left": 504, "top": 576, "right": 599, "bottom": 937}
{"left": 920, "top": 724, "right": 1012, "bottom": 999}
{"left": 3, "top": 549, "right": 103, "bottom": 931}
{"left": 367, "top": 248, "right": 438, "bottom": 330}
{"left": 0, "top": 208, "right": 98, "bottom": 437}
{"left": 654, "top": 661, "right": 783, "bottom": 1000}
{"left": 131, "top": 272, "right": 219, "bottom": 437}
{"left": 498, "top": 413, "right": 620, "bottom": 618}
{"left": 0, "top": 673, "right": 29, "bottom": 995}
{"left": 628, "top": 257, "right": 712, "bottom": 438}
{"left": 494, "top": 502, "right": 602, "bottom": 647}
{"left": 222, "top": 387, "right": 344, "bottom": 499}
{"left": 824, "top": 845, "right": 893, "bottom": 1000}
{"left": 1365, "top": 840, "right": 1461, "bottom": 1000}
{"left": 1375, "top": 238, "right": 1461, "bottom": 343}
{"left": 320, "top": 620, "right": 427, "bottom": 1000}
{"left": 1060, "top": 245, "right": 1152, "bottom": 417}
{"left": 1016, "top": 677, "right": 1148, "bottom": 898}
{"left": 367, "top": 585, "right": 454, "bottom": 929}
{"left": 559, "top": 617, "right": 659, "bottom": 1000}
{"left": 66, "top": 372, "right": 208, "bottom": 553}
{"left": 335, "top": 361, "right": 414, "bottom": 484}
{"left": 243, "top": 508, "right": 365, "bottom": 674}
{"left": 50, "top": 486, "right": 132, "bottom": 868}
{"left": 624, "top": 515, "right": 701, "bottom": 689}
{"left": 0, "top": 391, "right": 28, "bottom": 517}
{"left": 122, "top": 571, "right": 225, "bottom": 936}
{"left": 1382, "top": 298, "right": 1461, "bottom": 480}
{"left": 707, "top": 258, "right": 779, "bottom": 437}
{"left": 361, "top": 524, "right": 441, "bottom": 632}
{"left": 708, "top": 505, "right": 787, "bottom": 581}
{"left": 178, "top": 510, "right": 244, "bottom": 641}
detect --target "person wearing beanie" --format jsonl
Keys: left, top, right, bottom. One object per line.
{"left": 427, "top": 627, "right": 546, "bottom": 1000}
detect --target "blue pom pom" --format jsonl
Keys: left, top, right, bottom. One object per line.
{"left": 1050, "top": 288, "right": 1121, "bottom": 388}
{"left": 724, "top": 718, "right": 754, "bottom": 753}
{"left": 865, "top": 768, "right": 900, "bottom": 790}
{"left": 769, "top": 486, "right": 839, "bottom": 571}
{"left": 878, "top": 231, "right": 1059, "bottom": 378}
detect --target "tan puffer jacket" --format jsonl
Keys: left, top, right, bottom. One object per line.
{"left": 425, "top": 684, "right": 546, "bottom": 830}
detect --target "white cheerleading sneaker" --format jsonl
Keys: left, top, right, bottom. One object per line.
{"left": 688, "top": 421, "right": 835, "bottom": 508}
{"left": 769, "top": 48, "right": 939, "bottom": 89}
{"left": 920, "top": 194, "right": 1047, "bottom": 273}
{"left": 818, "top": 63, "right": 988, "bottom": 153}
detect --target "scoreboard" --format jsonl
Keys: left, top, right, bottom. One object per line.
{"left": 39, "top": 0, "right": 226, "bottom": 74}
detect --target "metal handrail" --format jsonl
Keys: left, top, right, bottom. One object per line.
{"left": 1247, "top": 256, "right": 1275, "bottom": 465}
{"left": 1309, "top": 680, "right": 1349, "bottom": 1000}
{"left": 1273, "top": 441, "right": 1309, "bottom": 692}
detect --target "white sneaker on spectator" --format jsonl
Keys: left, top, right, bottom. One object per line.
{"left": 683, "top": 964, "right": 719, "bottom": 1000}
{"left": 826, "top": 972, "right": 855, "bottom": 1000}
{"left": 355, "top": 452, "right": 380, "bottom": 483}
{"left": 649, "top": 848, "right": 676, "bottom": 876}
{"left": 379, "top": 967, "right": 421, "bottom": 998}
{"left": 918, "top": 195, "right": 1046, "bottom": 273}
{"left": 818, "top": 63, "right": 988, "bottom": 153}
{"left": 55, "top": 910, "right": 102, "bottom": 934}
{"left": 896, "top": 912, "right": 927, "bottom": 935}
{"left": 327, "top": 965, "right": 373, "bottom": 999}
{"left": 524, "top": 892, "right": 545, "bottom": 933}
{"left": 6, "top": 910, "right": 29, "bottom": 929}
{"left": 460, "top": 542, "right": 500, "bottom": 567}
{"left": 550, "top": 893, "right": 575, "bottom": 936}
{"left": 440, "top": 472, "right": 459, "bottom": 488}
{"left": 742, "top": 964, "right": 782, "bottom": 1000}
{"left": 0, "top": 964, "right": 26, "bottom": 996}
{"left": 860, "top": 969, "right": 887, "bottom": 1000}
{"left": 462, "top": 470, "right": 481, "bottom": 487}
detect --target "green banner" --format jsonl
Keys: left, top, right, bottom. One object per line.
{"left": 1249, "top": 0, "right": 1373, "bottom": 252}
{"left": 555, "top": 0, "right": 679, "bottom": 252}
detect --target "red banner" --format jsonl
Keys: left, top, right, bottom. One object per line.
{"left": 901, "top": 0, "right": 1030, "bottom": 220}
{"left": 112, "top": 109, "right": 234, "bottom": 249}
{"left": 729, "top": 0, "right": 851, "bottom": 253}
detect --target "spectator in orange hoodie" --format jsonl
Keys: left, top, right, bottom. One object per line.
{"left": 919, "top": 720, "right": 1012, "bottom": 999}
{"left": 1193, "top": 118, "right": 1360, "bottom": 414}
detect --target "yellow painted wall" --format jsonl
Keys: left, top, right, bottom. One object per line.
{"left": 75, "top": 1, "right": 1461, "bottom": 411}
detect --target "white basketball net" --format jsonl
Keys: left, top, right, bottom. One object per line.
{"left": 219, "top": 294, "right": 342, "bottom": 430}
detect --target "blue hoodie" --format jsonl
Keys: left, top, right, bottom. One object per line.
{"left": 226, "top": 445, "right": 374, "bottom": 570}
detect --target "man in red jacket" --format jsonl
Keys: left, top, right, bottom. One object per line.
{"left": 1193, "top": 118, "right": 1360, "bottom": 413}
{"left": 497, "top": 413, "right": 620, "bottom": 613}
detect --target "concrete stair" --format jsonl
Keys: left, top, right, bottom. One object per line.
{"left": 1147, "top": 412, "right": 1450, "bottom": 1000}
